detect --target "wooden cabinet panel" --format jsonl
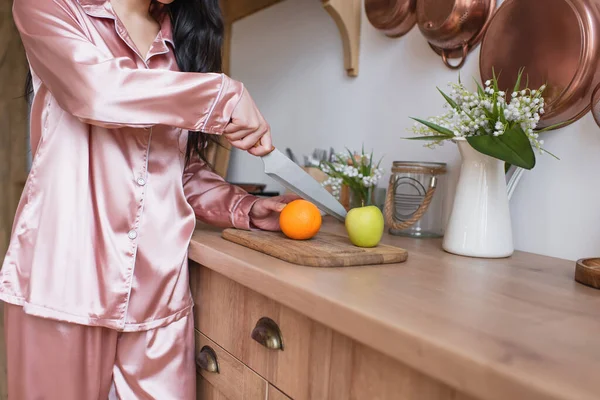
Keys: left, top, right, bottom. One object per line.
{"left": 328, "top": 331, "right": 477, "bottom": 400}
{"left": 197, "top": 375, "right": 232, "bottom": 400}
{"left": 191, "top": 263, "right": 247, "bottom": 358}
{"left": 195, "top": 330, "right": 268, "bottom": 400}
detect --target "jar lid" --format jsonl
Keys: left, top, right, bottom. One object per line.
{"left": 391, "top": 161, "right": 447, "bottom": 175}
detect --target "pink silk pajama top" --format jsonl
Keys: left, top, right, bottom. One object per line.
{"left": 1, "top": 0, "right": 259, "bottom": 332}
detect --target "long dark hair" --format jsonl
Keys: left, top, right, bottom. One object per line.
{"left": 25, "top": 0, "right": 224, "bottom": 166}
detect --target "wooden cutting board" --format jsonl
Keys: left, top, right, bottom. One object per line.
{"left": 221, "top": 229, "right": 408, "bottom": 267}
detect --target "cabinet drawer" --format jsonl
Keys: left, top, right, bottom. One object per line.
{"left": 191, "top": 264, "right": 332, "bottom": 399}
{"left": 194, "top": 330, "right": 268, "bottom": 400}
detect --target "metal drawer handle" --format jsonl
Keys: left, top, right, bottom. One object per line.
{"left": 196, "top": 346, "right": 219, "bottom": 373}
{"left": 251, "top": 317, "right": 284, "bottom": 351}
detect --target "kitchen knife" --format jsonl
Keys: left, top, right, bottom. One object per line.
{"left": 261, "top": 148, "right": 347, "bottom": 222}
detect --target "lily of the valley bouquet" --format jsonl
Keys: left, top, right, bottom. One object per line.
{"left": 319, "top": 148, "right": 384, "bottom": 207}
{"left": 409, "top": 69, "right": 563, "bottom": 169}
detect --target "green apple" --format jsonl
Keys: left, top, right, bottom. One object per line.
{"left": 345, "top": 206, "right": 384, "bottom": 248}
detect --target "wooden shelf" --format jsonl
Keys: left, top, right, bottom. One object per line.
{"left": 321, "top": 0, "right": 361, "bottom": 77}
{"left": 221, "top": 0, "right": 361, "bottom": 77}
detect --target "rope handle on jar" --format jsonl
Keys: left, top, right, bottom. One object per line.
{"left": 383, "top": 175, "right": 438, "bottom": 231}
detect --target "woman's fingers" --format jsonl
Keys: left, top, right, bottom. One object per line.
{"left": 260, "top": 194, "right": 301, "bottom": 212}
{"left": 280, "top": 193, "right": 302, "bottom": 202}
{"left": 224, "top": 89, "right": 274, "bottom": 155}
{"left": 248, "top": 130, "right": 273, "bottom": 156}
{"left": 223, "top": 125, "right": 255, "bottom": 141}
{"left": 229, "top": 128, "right": 266, "bottom": 151}
{"left": 269, "top": 194, "right": 302, "bottom": 211}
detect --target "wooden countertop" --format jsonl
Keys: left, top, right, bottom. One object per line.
{"left": 189, "top": 219, "right": 600, "bottom": 400}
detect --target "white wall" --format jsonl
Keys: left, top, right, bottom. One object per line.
{"left": 226, "top": 0, "right": 600, "bottom": 261}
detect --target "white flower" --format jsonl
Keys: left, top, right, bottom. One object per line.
{"left": 485, "top": 80, "right": 491, "bottom": 86}
{"left": 512, "top": 92, "right": 518, "bottom": 97}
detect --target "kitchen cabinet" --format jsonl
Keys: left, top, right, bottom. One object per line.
{"left": 188, "top": 219, "right": 600, "bottom": 400}
{"left": 190, "top": 264, "right": 475, "bottom": 400}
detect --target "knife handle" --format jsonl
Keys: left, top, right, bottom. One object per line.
{"left": 253, "top": 140, "right": 276, "bottom": 155}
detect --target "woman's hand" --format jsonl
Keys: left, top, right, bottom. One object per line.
{"left": 249, "top": 193, "right": 301, "bottom": 231}
{"left": 224, "top": 90, "right": 273, "bottom": 156}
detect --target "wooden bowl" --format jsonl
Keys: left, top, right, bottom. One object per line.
{"left": 575, "top": 258, "right": 600, "bottom": 290}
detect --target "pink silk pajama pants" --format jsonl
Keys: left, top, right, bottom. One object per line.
{"left": 3, "top": 304, "right": 196, "bottom": 400}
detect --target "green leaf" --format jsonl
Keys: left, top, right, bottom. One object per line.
{"left": 410, "top": 117, "right": 454, "bottom": 137}
{"left": 492, "top": 92, "right": 499, "bottom": 119}
{"left": 437, "top": 88, "right": 459, "bottom": 110}
{"left": 498, "top": 105, "right": 507, "bottom": 124}
{"left": 492, "top": 68, "right": 500, "bottom": 91}
{"left": 467, "top": 125, "right": 536, "bottom": 170}
{"left": 535, "top": 120, "right": 572, "bottom": 133}
{"left": 505, "top": 162, "right": 512, "bottom": 174}
{"left": 346, "top": 148, "right": 355, "bottom": 165}
{"left": 474, "top": 79, "right": 485, "bottom": 98}
{"left": 541, "top": 147, "right": 560, "bottom": 160}
{"left": 404, "top": 135, "right": 453, "bottom": 141}
{"left": 513, "top": 68, "right": 525, "bottom": 94}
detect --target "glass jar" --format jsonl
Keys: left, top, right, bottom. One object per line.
{"left": 384, "top": 162, "right": 447, "bottom": 238}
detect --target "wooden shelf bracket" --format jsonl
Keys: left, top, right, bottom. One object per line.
{"left": 322, "top": 0, "right": 362, "bottom": 77}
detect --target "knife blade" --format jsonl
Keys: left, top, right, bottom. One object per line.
{"left": 261, "top": 149, "right": 347, "bottom": 222}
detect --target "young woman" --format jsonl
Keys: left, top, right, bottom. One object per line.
{"left": 1, "top": 0, "right": 297, "bottom": 398}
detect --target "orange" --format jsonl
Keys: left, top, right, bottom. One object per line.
{"left": 279, "top": 200, "right": 322, "bottom": 240}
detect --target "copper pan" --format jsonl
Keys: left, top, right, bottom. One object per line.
{"left": 480, "top": 0, "right": 600, "bottom": 130}
{"left": 416, "top": 0, "right": 496, "bottom": 70}
{"left": 365, "top": 0, "right": 417, "bottom": 38}
{"left": 592, "top": 84, "right": 600, "bottom": 128}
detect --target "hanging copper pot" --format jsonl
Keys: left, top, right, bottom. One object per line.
{"left": 480, "top": 0, "right": 600, "bottom": 130}
{"left": 416, "top": 0, "right": 496, "bottom": 70}
{"left": 592, "top": 84, "right": 600, "bottom": 128}
{"left": 365, "top": 0, "right": 417, "bottom": 38}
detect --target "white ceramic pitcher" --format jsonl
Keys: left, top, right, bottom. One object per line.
{"left": 442, "top": 138, "right": 514, "bottom": 258}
